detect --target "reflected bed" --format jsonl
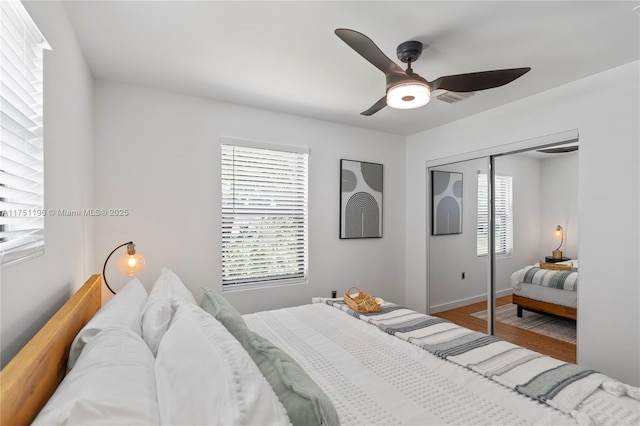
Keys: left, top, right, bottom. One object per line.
{"left": 511, "top": 260, "right": 578, "bottom": 320}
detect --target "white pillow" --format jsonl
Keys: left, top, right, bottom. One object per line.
{"left": 33, "top": 328, "right": 159, "bottom": 425}
{"left": 140, "top": 267, "right": 197, "bottom": 356}
{"left": 154, "top": 303, "right": 290, "bottom": 426}
{"left": 68, "top": 277, "right": 147, "bottom": 370}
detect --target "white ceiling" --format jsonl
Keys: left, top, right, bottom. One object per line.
{"left": 62, "top": 1, "right": 640, "bottom": 136}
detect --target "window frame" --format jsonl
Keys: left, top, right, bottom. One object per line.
{"left": 0, "top": 1, "right": 50, "bottom": 267}
{"left": 220, "top": 138, "right": 309, "bottom": 291}
{"left": 477, "top": 172, "right": 513, "bottom": 258}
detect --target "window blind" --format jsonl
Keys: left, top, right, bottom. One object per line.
{"left": 477, "top": 173, "right": 513, "bottom": 257}
{"left": 0, "top": 1, "right": 50, "bottom": 266}
{"left": 221, "top": 143, "right": 308, "bottom": 288}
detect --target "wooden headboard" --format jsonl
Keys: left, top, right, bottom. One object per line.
{"left": 0, "top": 274, "right": 103, "bottom": 426}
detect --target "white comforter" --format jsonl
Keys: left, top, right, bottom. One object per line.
{"left": 245, "top": 302, "right": 639, "bottom": 426}
{"left": 246, "top": 303, "right": 575, "bottom": 425}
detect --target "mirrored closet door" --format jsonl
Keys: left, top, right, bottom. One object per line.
{"left": 427, "top": 157, "right": 491, "bottom": 333}
{"left": 426, "top": 132, "right": 579, "bottom": 362}
{"left": 492, "top": 148, "right": 578, "bottom": 362}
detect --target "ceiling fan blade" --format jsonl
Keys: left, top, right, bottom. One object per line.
{"left": 537, "top": 146, "right": 579, "bottom": 154}
{"left": 361, "top": 96, "right": 387, "bottom": 116}
{"left": 430, "top": 67, "right": 531, "bottom": 92}
{"left": 335, "top": 28, "right": 405, "bottom": 75}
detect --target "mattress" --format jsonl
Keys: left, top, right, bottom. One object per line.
{"left": 511, "top": 261, "right": 578, "bottom": 309}
{"left": 514, "top": 282, "right": 578, "bottom": 308}
{"left": 245, "top": 303, "right": 597, "bottom": 425}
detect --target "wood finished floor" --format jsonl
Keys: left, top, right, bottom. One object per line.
{"left": 433, "top": 295, "right": 577, "bottom": 363}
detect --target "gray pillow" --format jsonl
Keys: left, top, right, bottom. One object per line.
{"left": 200, "top": 287, "right": 250, "bottom": 346}
{"left": 199, "top": 287, "right": 340, "bottom": 426}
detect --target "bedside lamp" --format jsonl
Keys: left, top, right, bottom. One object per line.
{"left": 552, "top": 225, "right": 564, "bottom": 259}
{"left": 102, "top": 241, "right": 145, "bottom": 294}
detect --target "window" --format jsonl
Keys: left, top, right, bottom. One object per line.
{"left": 221, "top": 141, "right": 308, "bottom": 289}
{"left": 0, "top": 1, "right": 50, "bottom": 267}
{"left": 477, "top": 173, "right": 513, "bottom": 257}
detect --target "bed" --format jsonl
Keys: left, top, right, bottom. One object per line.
{"left": 1, "top": 268, "right": 638, "bottom": 426}
{"left": 510, "top": 260, "right": 578, "bottom": 320}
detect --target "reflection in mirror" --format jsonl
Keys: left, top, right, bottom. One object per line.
{"left": 428, "top": 141, "right": 578, "bottom": 364}
{"left": 494, "top": 147, "right": 578, "bottom": 363}
{"left": 428, "top": 158, "right": 489, "bottom": 326}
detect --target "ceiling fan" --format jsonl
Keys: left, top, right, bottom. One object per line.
{"left": 335, "top": 28, "right": 531, "bottom": 116}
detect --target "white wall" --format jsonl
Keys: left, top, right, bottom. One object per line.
{"left": 496, "top": 154, "right": 544, "bottom": 269}
{"left": 93, "top": 80, "right": 406, "bottom": 314}
{"left": 405, "top": 61, "right": 640, "bottom": 385}
{"left": 0, "top": 1, "right": 94, "bottom": 367}
{"left": 539, "top": 152, "right": 579, "bottom": 258}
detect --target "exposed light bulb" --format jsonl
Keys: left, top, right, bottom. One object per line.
{"left": 386, "top": 82, "right": 430, "bottom": 110}
{"left": 553, "top": 225, "right": 563, "bottom": 239}
{"left": 116, "top": 247, "right": 145, "bottom": 276}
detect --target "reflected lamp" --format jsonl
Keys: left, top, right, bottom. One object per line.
{"left": 102, "top": 241, "right": 145, "bottom": 294}
{"left": 552, "top": 225, "right": 564, "bottom": 259}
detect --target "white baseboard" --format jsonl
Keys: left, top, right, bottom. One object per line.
{"left": 429, "top": 289, "right": 513, "bottom": 314}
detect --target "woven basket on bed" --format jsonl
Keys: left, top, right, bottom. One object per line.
{"left": 343, "top": 286, "right": 381, "bottom": 313}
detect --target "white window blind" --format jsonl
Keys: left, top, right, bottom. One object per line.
{"left": 477, "top": 173, "right": 513, "bottom": 257}
{"left": 221, "top": 142, "right": 308, "bottom": 288}
{"left": 0, "top": 1, "right": 50, "bottom": 267}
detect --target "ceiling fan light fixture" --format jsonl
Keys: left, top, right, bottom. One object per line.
{"left": 386, "top": 82, "right": 430, "bottom": 110}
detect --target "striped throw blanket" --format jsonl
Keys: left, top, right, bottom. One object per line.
{"left": 521, "top": 265, "right": 578, "bottom": 291}
{"left": 324, "top": 300, "right": 639, "bottom": 423}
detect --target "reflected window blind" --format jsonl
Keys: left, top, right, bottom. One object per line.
{"left": 477, "top": 173, "right": 513, "bottom": 257}
{"left": 0, "top": 1, "right": 50, "bottom": 266}
{"left": 221, "top": 143, "right": 308, "bottom": 287}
